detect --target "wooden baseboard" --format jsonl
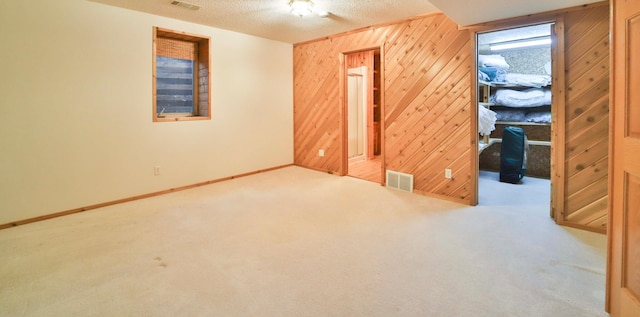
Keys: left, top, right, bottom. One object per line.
{"left": 298, "top": 164, "right": 471, "bottom": 205}
{"left": 0, "top": 164, "right": 294, "bottom": 230}
{"left": 557, "top": 220, "right": 607, "bottom": 235}
{"left": 296, "top": 165, "right": 338, "bottom": 175}
{"left": 413, "top": 189, "right": 471, "bottom": 206}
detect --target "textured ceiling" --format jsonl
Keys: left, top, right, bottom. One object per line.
{"left": 88, "top": 0, "right": 604, "bottom": 44}
{"left": 428, "top": 0, "right": 604, "bottom": 27}
{"left": 87, "top": 0, "right": 439, "bottom": 44}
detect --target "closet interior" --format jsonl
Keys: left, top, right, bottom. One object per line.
{"left": 477, "top": 23, "right": 553, "bottom": 179}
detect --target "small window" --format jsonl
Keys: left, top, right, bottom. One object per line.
{"left": 153, "top": 27, "right": 210, "bottom": 122}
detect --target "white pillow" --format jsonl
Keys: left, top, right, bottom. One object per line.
{"left": 478, "top": 54, "right": 510, "bottom": 69}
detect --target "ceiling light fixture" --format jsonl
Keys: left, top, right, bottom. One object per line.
{"left": 490, "top": 37, "right": 551, "bottom": 51}
{"left": 289, "top": 0, "right": 314, "bottom": 17}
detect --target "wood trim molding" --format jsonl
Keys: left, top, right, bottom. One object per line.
{"left": 153, "top": 26, "right": 211, "bottom": 122}
{"left": 470, "top": 17, "right": 565, "bottom": 210}
{"left": 0, "top": 164, "right": 294, "bottom": 230}
{"left": 469, "top": 30, "right": 479, "bottom": 206}
{"left": 339, "top": 52, "right": 348, "bottom": 176}
{"left": 340, "top": 44, "right": 386, "bottom": 179}
{"left": 606, "top": 2, "right": 615, "bottom": 311}
{"left": 413, "top": 189, "right": 469, "bottom": 205}
{"left": 299, "top": 165, "right": 338, "bottom": 175}
{"left": 559, "top": 221, "right": 607, "bottom": 234}
{"left": 551, "top": 17, "right": 567, "bottom": 226}
{"left": 379, "top": 45, "right": 387, "bottom": 186}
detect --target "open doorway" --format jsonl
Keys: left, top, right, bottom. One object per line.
{"left": 345, "top": 49, "right": 382, "bottom": 184}
{"left": 476, "top": 23, "right": 555, "bottom": 207}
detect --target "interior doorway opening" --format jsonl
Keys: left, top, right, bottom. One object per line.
{"left": 345, "top": 49, "right": 382, "bottom": 184}
{"left": 476, "top": 23, "right": 555, "bottom": 208}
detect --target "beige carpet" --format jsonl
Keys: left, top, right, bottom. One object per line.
{"left": 0, "top": 167, "right": 608, "bottom": 316}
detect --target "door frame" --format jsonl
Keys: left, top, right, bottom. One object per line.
{"left": 340, "top": 45, "right": 386, "bottom": 185}
{"left": 468, "top": 18, "right": 566, "bottom": 223}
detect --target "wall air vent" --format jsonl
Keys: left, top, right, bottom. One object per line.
{"left": 386, "top": 170, "right": 414, "bottom": 193}
{"left": 170, "top": 0, "right": 201, "bottom": 10}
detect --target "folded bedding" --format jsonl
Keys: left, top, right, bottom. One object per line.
{"left": 492, "top": 106, "right": 552, "bottom": 123}
{"left": 503, "top": 73, "right": 551, "bottom": 88}
{"left": 494, "top": 109, "right": 527, "bottom": 122}
{"left": 490, "top": 88, "right": 552, "bottom": 108}
{"left": 479, "top": 66, "right": 507, "bottom": 82}
{"left": 525, "top": 110, "right": 552, "bottom": 123}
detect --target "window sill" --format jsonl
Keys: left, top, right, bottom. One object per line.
{"left": 154, "top": 115, "right": 210, "bottom": 122}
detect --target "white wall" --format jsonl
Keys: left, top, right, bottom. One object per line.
{"left": 0, "top": 0, "right": 294, "bottom": 224}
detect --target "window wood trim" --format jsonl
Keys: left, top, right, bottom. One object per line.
{"left": 153, "top": 27, "right": 211, "bottom": 122}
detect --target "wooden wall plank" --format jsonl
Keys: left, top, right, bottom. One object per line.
{"left": 566, "top": 88, "right": 609, "bottom": 124}
{"left": 566, "top": 176, "right": 608, "bottom": 214}
{"left": 561, "top": 5, "right": 609, "bottom": 233}
{"left": 567, "top": 116, "right": 609, "bottom": 162}
{"left": 565, "top": 195, "right": 607, "bottom": 223}
{"left": 294, "top": 28, "right": 387, "bottom": 174}
{"left": 568, "top": 155, "right": 608, "bottom": 194}
{"left": 294, "top": 14, "right": 473, "bottom": 203}
{"left": 294, "top": 4, "right": 609, "bottom": 217}
{"left": 566, "top": 55, "right": 610, "bottom": 101}
{"left": 385, "top": 52, "right": 470, "bottom": 166}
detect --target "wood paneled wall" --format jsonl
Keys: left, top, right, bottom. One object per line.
{"left": 562, "top": 5, "right": 610, "bottom": 232}
{"left": 293, "top": 3, "right": 610, "bottom": 221}
{"left": 346, "top": 50, "right": 374, "bottom": 69}
{"left": 294, "top": 14, "right": 473, "bottom": 204}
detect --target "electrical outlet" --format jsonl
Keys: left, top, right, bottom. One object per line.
{"left": 445, "top": 168, "right": 452, "bottom": 179}
{"left": 154, "top": 166, "right": 161, "bottom": 176}
{"left": 319, "top": 149, "right": 325, "bottom": 157}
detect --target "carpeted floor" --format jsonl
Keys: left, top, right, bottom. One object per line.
{"left": 0, "top": 167, "right": 608, "bottom": 316}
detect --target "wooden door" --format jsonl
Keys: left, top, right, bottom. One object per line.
{"left": 559, "top": 5, "right": 610, "bottom": 233}
{"left": 608, "top": 0, "right": 640, "bottom": 315}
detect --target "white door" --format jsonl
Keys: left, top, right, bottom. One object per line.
{"left": 347, "top": 67, "right": 368, "bottom": 158}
